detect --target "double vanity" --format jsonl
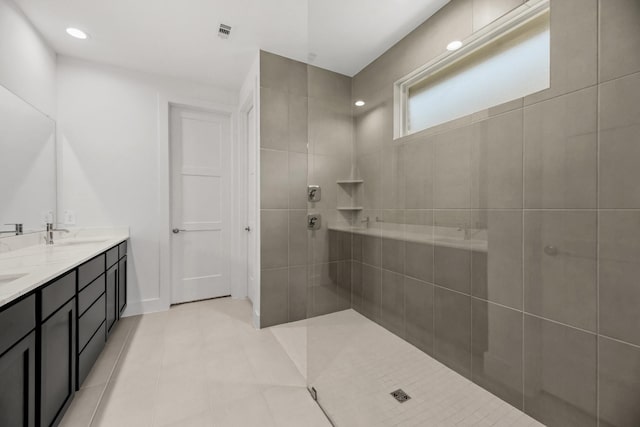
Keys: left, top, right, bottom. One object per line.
{"left": 0, "top": 230, "right": 129, "bottom": 427}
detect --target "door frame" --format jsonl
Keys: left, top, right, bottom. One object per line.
{"left": 158, "top": 95, "right": 239, "bottom": 311}
{"left": 238, "top": 87, "right": 260, "bottom": 327}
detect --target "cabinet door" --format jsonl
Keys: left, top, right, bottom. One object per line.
{"left": 106, "top": 265, "right": 117, "bottom": 335}
{"left": 0, "top": 332, "right": 35, "bottom": 427}
{"left": 118, "top": 256, "right": 127, "bottom": 317}
{"left": 41, "top": 299, "right": 75, "bottom": 427}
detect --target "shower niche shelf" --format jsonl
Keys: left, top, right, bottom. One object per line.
{"left": 336, "top": 179, "right": 364, "bottom": 184}
{"left": 336, "top": 206, "right": 363, "bottom": 211}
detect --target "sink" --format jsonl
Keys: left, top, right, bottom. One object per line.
{"left": 54, "top": 238, "right": 108, "bottom": 247}
{"left": 0, "top": 272, "right": 28, "bottom": 286}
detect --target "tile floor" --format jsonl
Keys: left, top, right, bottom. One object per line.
{"left": 60, "top": 298, "right": 329, "bottom": 427}
{"left": 61, "top": 297, "right": 543, "bottom": 427}
{"left": 279, "top": 310, "right": 544, "bottom": 427}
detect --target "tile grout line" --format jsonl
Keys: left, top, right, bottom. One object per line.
{"left": 88, "top": 322, "right": 136, "bottom": 427}
{"left": 521, "top": 99, "right": 527, "bottom": 415}
{"left": 596, "top": 1, "right": 601, "bottom": 425}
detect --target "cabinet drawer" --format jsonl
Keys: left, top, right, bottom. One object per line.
{"left": 78, "top": 274, "right": 105, "bottom": 315}
{"left": 119, "top": 241, "right": 127, "bottom": 259}
{"left": 0, "top": 295, "right": 35, "bottom": 356}
{"left": 106, "top": 247, "right": 118, "bottom": 269}
{"left": 41, "top": 270, "right": 76, "bottom": 320}
{"left": 78, "top": 254, "right": 105, "bottom": 290}
{"left": 78, "top": 294, "right": 105, "bottom": 351}
{"left": 78, "top": 321, "right": 105, "bottom": 387}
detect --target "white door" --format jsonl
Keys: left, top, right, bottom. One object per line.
{"left": 170, "top": 106, "right": 232, "bottom": 304}
{"left": 246, "top": 106, "right": 258, "bottom": 305}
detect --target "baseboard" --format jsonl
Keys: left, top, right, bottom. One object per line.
{"left": 252, "top": 308, "right": 260, "bottom": 329}
{"left": 121, "top": 297, "right": 169, "bottom": 317}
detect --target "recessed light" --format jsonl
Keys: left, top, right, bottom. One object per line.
{"left": 66, "top": 28, "right": 88, "bottom": 40}
{"left": 354, "top": 100, "right": 365, "bottom": 107}
{"left": 446, "top": 40, "right": 463, "bottom": 51}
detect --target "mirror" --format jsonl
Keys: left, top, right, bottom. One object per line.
{"left": 0, "top": 84, "right": 56, "bottom": 236}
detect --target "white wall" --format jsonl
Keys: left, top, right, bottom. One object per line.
{"left": 0, "top": 0, "right": 56, "bottom": 117}
{"left": 56, "top": 56, "right": 237, "bottom": 315}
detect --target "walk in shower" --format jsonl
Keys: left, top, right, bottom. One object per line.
{"left": 261, "top": 0, "right": 640, "bottom": 426}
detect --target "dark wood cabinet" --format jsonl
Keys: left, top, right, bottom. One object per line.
{"left": 118, "top": 256, "right": 127, "bottom": 317}
{"left": 106, "top": 264, "right": 118, "bottom": 335}
{"left": 0, "top": 239, "right": 127, "bottom": 427}
{"left": 0, "top": 331, "right": 36, "bottom": 427}
{"left": 40, "top": 298, "right": 75, "bottom": 427}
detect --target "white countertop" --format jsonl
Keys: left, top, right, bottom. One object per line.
{"left": 0, "top": 228, "right": 129, "bottom": 308}
{"left": 328, "top": 223, "right": 488, "bottom": 252}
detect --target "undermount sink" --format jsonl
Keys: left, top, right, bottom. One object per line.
{"left": 54, "top": 238, "right": 108, "bottom": 247}
{"left": 0, "top": 272, "right": 29, "bottom": 286}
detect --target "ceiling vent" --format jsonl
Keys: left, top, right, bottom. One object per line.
{"left": 218, "top": 24, "right": 232, "bottom": 39}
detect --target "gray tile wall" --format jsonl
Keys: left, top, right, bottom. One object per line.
{"left": 259, "top": 51, "right": 354, "bottom": 327}
{"left": 260, "top": 0, "right": 640, "bottom": 425}
{"left": 347, "top": 1, "right": 640, "bottom": 426}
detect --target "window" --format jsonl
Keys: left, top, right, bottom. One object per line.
{"left": 395, "top": 0, "right": 550, "bottom": 138}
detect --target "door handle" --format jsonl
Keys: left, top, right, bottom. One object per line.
{"left": 172, "top": 228, "right": 186, "bottom": 234}
{"left": 244, "top": 226, "right": 251, "bottom": 232}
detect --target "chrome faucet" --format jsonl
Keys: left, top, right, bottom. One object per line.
{"left": 457, "top": 224, "right": 472, "bottom": 240}
{"left": 360, "top": 216, "right": 370, "bottom": 227}
{"left": 45, "top": 223, "right": 70, "bottom": 245}
{"left": 0, "top": 223, "right": 23, "bottom": 236}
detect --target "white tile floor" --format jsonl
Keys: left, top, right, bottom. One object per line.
{"left": 61, "top": 298, "right": 543, "bottom": 427}
{"left": 298, "top": 310, "right": 544, "bottom": 427}
{"left": 60, "top": 298, "right": 329, "bottom": 427}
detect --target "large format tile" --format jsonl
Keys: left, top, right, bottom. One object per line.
{"left": 434, "top": 210, "right": 472, "bottom": 294}
{"left": 434, "top": 287, "right": 472, "bottom": 378}
{"left": 288, "top": 210, "right": 307, "bottom": 267}
{"left": 523, "top": 315, "right": 597, "bottom": 427}
{"left": 381, "top": 145, "right": 405, "bottom": 209}
{"left": 472, "top": 110, "right": 523, "bottom": 209}
{"left": 472, "top": 300, "right": 523, "bottom": 409}
{"left": 471, "top": 210, "right": 522, "bottom": 309}
{"left": 310, "top": 263, "right": 339, "bottom": 317}
{"left": 260, "top": 88, "right": 289, "bottom": 151}
{"left": 260, "top": 149, "right": 289, "bottom": 209}
{"left": 260, "top": 50, "right": 307, "bottom": 96}
{"left": 599, "top": 211, "right": 640, "bottom": 346}
{"left": 433, "top": 124, "right": 473, "bottom": 208}
{"left": 308, "top": 97, "right": 352, "bottom": 159}
{"left": 524, "top": 87, "right": 597, "bottom": 209}
{"left": 599, "top": 337, "right": 640, "bottom": 427}
{"left": 380, "top": 269, "right": 405, "bottom": 337}
{"left": 404, "top": 277, "right": 434, "bottom": 355}
{"left": 307, "top": 65, "right": 351, "bottom": 102}
{"left": 260, "top": 268, "right": 289, "bottom": 327}
{"left": 381, "top": 237, "right": 404, "bottom": 274}
{"left": 523, "top": 210, "right": 597, "bottom": 331}
{"left": 405, "top": 241, "right": 434, "bottom": 283}
{"left": 288, "top": 152, "right": 307, "bottom": 209}
{"left": 600, "top": 72, "right": 640, "bottom": 208}
{"left": 361, "top": 264, "right": 381, "bottom": 322}
{"left": 260, "top": 210, "right": 289, "bottom": 269}
{"left": 288, "top": 266, "right": 307, "bottom": 322}
{"left": 288, "top": 94, "right": 308, "bottom": 154}
{"left": 402, "top": 138, "right": 434, "bottom": 209}
{"left": 599, "top": 0, "right": 640, "bottom": 82}
{"left": 524, "top": 0, "right": 597, "bottom": 104}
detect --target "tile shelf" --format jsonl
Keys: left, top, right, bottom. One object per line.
{"left": 336, "top": 179, "right": 364, "bottom": 184}
{"left": 336, "top": 207, "right": 363, "bottom": 211}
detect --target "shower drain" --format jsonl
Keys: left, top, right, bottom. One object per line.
{"left": 390, "top": 389, "right": 411, "bottom": 403}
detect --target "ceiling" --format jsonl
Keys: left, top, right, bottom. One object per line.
{"left": 15, "top": 0, "right": 449, "bottom": 90}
